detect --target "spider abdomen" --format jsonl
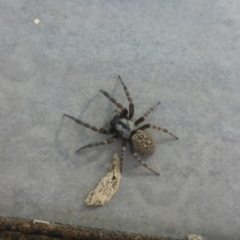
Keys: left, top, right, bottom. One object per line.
{"left": 131, "top": 130, "right": 156, "bottom": 155}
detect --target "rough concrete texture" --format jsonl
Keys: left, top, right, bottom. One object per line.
{"left": 1, "top": 1, "right": 240, "bottom": 240}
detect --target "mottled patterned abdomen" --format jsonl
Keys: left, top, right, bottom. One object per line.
{"left": 131, "top": 130, "right": 156, "bottom": 155}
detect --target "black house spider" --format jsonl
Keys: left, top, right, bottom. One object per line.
{"left": 64, "top": 76, "right": 178, "bottom": 176}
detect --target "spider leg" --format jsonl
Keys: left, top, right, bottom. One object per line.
{"left": 99, "top": 89, "right": 126, "bottom": 111}
{"left": 139, "top": 124, "right": 179, "bottom": 139}
{"left": 119, "top": 139, "right": 127, "bottom": 172}
{"left": 118, "top": 75, "right": 134, "bottom": 119}
{"left": 135, "top": 102, "right": 161, "bottom": 125}
{"left": 130, "top": 146, "right": 160, "bottom": 176}
{"left": 76, "top": 135, "right": 118, "bottom": 152}
{"left": 63, "top": 114, "right": 111, "bottom": 134}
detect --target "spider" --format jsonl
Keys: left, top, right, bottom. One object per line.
{"left": 63, "top": 76, "right": 178, "bottom": 176}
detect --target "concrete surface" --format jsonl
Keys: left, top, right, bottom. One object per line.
{"left": 1, "top": 1, "right": 240, "bottom": 239}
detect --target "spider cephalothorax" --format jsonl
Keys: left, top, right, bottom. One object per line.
{"left": 109, "top": 111, "right": 137, "bottom": 138}
{"left": 64, "top": 76, "right": 178, "bottom": 176}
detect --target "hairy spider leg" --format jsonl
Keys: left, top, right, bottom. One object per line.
{"left": 99, "top": 89, "right": 128, "bottom": 118}
{"left": 130, "top": 146, "right": 160, "bottom": 176}
{"left": 135, "top": 101, "right": 161, "bottom": 125}
{"left": 63, "top": 114, "right": 111, "bottom": 134}
{"left": 76, "top": 135, "right": 118, "bottom": 152}
{"left": 119, "top": 140, "right": 127, "bottom": 172}
{"left": 118, "top": 75, "right": 134, "bottom": 119}
{"left": 139, "top": 124, "right": 179, "bottom": 140}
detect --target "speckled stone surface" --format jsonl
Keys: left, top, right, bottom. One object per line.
{"left": 1, "top": 1, "right": 240, "bottom": 240}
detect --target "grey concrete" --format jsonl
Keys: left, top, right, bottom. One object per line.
{"left": 1, "top": 1, "right": 240, "bottom": 239}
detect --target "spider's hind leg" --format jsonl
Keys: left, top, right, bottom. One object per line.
{"left": 139, "top": 124, "right": 179, "bottom": 139}
{"left": 63, "top": 114, "right": 111, "bottom": 134}
{"left": 119, "top": 140, "right": 127, "bottom": 172}
{"left": 76, "top": 135, "right": 118, "bottom": 152}
{"left": 130, "top": 146, "right": 160, "bottom": 176}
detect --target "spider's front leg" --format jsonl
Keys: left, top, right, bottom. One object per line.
{"left": 63, "top": 114, "right": 111, "bottom": 134}
{"left": 118, "top": 75, "right": 134, "bottom": 119}
{"left": 135, "top": 102, "right": 161, "bottom": 125}
{"left": 99, "top": 90, "right": 129, "bottom": 118}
